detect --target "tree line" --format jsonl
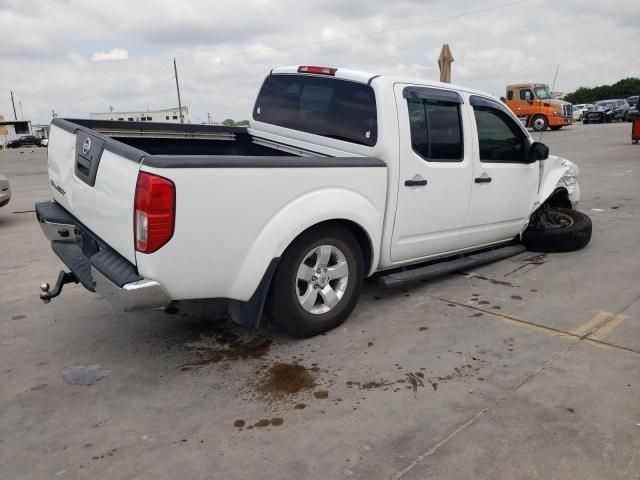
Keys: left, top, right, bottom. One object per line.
{"left": 565, "top": 78, "right": 640, "bottom": 104}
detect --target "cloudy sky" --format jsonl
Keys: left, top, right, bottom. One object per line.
{"left": 1, "top": 0, "right": 638, "bottom": 124}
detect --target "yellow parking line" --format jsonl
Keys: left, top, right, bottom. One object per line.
{"left": 590, "top": 314, "right": 629, "bottom": 341}
{"left": 570, "top": 311, "right": 613, "bottom": 337}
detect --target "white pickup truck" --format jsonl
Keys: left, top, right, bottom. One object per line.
{"left": 37, "top": 65, "right": 591, "bottom": 337}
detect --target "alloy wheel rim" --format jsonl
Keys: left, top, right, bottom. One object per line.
{"left": 295, "top": 244, "right": 349, "bottom": 314}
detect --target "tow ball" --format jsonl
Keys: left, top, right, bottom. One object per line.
{"left": 40, "top": 271, "right": 79, "bottom": 303}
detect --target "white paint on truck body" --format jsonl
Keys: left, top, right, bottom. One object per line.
{"left": 135, "top": 165, "right": 386, "bottom": 301}
{"left": 47, "top": 126, "right": 140, "bottom": 263}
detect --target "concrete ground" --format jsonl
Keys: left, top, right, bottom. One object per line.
{"left": 1, "top": 122, "right": 638, "bottom": 480}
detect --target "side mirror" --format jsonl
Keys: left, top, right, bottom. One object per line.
{"left": 529, "top": 142, "right": 549, "bottom": 162}
{"left": 525, "top": 91, "right": 532, "bottom": 102}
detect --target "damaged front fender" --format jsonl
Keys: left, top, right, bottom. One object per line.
{"left": 535, "top": 155, "right": 580, "bottom": 211}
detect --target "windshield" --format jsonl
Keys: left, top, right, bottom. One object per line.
{"left": 534, "top": 87, "right": 552, "bottom": 99}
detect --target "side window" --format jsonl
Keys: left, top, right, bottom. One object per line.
{"left": 407, "top": 98, "right": 463, "bottom": 162}
{"left": 519, "top": 89, "right": 533, "bottom": 101}
{"left": 473, "top": 106, "right": 526, "bottom": 162}
{"left": 507, "top": 90, "right": 513, "bottom": 101}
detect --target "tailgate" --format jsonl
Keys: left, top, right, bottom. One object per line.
{"left": 47, "top": 120, "right": 145, "bottom": 264}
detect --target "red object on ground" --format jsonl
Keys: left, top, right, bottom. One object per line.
{"left": 633, "top": 118, "right": 640, "bottom": 144}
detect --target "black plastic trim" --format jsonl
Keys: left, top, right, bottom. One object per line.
{"left": 368, "top": 75, "right": 381, "bottom": 85}
{"left": 37, "top": 201, "right": 141, "bottom": 289}
{"left": 403, "top": 86, "right": 464, "bottom": 104}
{"left": 51, "top": 241, "right": 95, "bottom": 291}
{"left": 142, "top": 155, "right": 386, "bottom": 169}
{"left": 227, "top": 258, "right": 280, "bottom": 328}
{"left": 91, "top": 248, "right": 142, "bottom": 287}
{"left": 52, "top": 118, "right": 148, "bottom": 163}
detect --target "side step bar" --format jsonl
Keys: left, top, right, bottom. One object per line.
{"left": 378, "top": 244, "right": 526, "bottom": 289}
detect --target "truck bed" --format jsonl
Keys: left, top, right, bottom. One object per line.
{"left": 44, "top": 118, "right": 387, "bottom": 317}
{"left": 59, "top": 118, "right": 295, "bottom": 157}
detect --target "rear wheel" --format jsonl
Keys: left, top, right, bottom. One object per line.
{"left": 267, "top": 225, "right": 364, "bottom": 338}
{"left": 531, "top": 115, "right": 548, "bottom": 132}
{"left": 523, "top": 207, "right": 592, "bottom": 253}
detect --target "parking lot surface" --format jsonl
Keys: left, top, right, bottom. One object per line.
{"left": 1, "top": 122, "right": 639, "bottom": 479}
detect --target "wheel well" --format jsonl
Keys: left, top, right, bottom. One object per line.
{"left": 290, "top": 219, "right": 374, "bottom": 275}
{"left": 544, "top": 187, "right": 572, "bottom": 209}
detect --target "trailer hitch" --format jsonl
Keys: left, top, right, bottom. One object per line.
{"left": 40, "top": 271, "right": 79, "bottom": 303}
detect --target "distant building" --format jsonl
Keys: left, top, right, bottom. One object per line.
{"left": 89, "top": 107, "right": 189, "bottom": 123}
{"left": 0, "top": 115, "right": 32, "bottom": 144}
{"left": 32, "top": 124, "right": 50, "bottom": 140}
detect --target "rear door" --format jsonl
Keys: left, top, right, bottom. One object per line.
{"left": 458, "top": 95, "right": 539, "bottom": 248}
{"left": 47, "top": 121, "right": 143, "bottom": 263}
{"left": 390, "top": 84, "right": 473, "bottom": 263}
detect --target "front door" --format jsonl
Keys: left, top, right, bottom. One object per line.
{"left": 390, "top": 84, "right": 473, "bottom": 263}
{"left": 511, "top": 87, "right": 535, "bottom": 119}
{"left": 458, "top": 96, "right": 539, "bottom": 248}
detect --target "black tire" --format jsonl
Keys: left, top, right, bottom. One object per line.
{"left": 583, "top": 118, "right": 589, "bottom": 124}
{"left": 267, "top": 224, "right": 364, "bottom": 338}
{"left": 531, "top": 114, "right": 548, "bottom": 132}
{"left": 549, "top": 125, "right": 562, "bottom": 131}
{"left": 523, "top": 207, "right": 592, "bottom": 253}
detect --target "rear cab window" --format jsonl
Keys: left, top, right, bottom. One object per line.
{"left": 253, "top": 74, "right": 377, "bottom": 147}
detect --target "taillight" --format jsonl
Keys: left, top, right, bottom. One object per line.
{"left": 297, "top": 65, "right": 337, "bottom": 76}
{"left": 134, "top": 171, "right": 175, "bottom": 253}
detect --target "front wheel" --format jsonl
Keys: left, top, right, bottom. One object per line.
{"left": 523, "top": 207, "right": 592, "bottom": 253}
{"left": 531, "top": 115, "right": 548, "bottom": 132}
{"left": 267, "top": 225, "right": 364, "bottom": 337}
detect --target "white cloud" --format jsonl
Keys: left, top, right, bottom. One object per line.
{"left": 91, "top": 48, "right": 129, "bottom": 62}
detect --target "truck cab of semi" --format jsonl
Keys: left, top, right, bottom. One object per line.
{"left": 506, "top": 83, "right": 573, "bottom": 132}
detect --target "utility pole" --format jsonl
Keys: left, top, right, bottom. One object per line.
{"left": 173, "top": 58, "right": 184, "bottom": 124}
{"left": 10, "top": 91, "right": 17, "bottom": 120}
{"left": 19, "top": 101, "right": 23, "bottom": 120}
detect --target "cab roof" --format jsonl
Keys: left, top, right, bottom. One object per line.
{"left": 271, "top": 66, "right": 503, "bottom": 103}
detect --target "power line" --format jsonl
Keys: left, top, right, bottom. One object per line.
{"left": 178, "top": 0, "right": 531, "bottom": 61}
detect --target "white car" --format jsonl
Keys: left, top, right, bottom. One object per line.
{"left": 36, "top": 65, "right": 591, "bottom": 337}
{"left": 0, "top": 174, "right": 10, "bottom": 208}
{"left": 572, "top": 104, "right": 593, "bottom": 121}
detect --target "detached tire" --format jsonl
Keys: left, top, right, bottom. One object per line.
{"left": 523, "top": 207, "right": 592, "bottom": 253}
{"left": 267, "top": 225, "right": 364, "bottom": 338}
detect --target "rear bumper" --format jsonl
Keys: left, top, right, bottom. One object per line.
{"left": 36, "top": 201, "right": 171, "bottom": 311}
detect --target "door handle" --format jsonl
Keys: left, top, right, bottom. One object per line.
{"left": 475, "top": 176, "right": 492, "bottom": 183}
{"left": 404, "top": 179, "right": 428, "bottom": 187}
